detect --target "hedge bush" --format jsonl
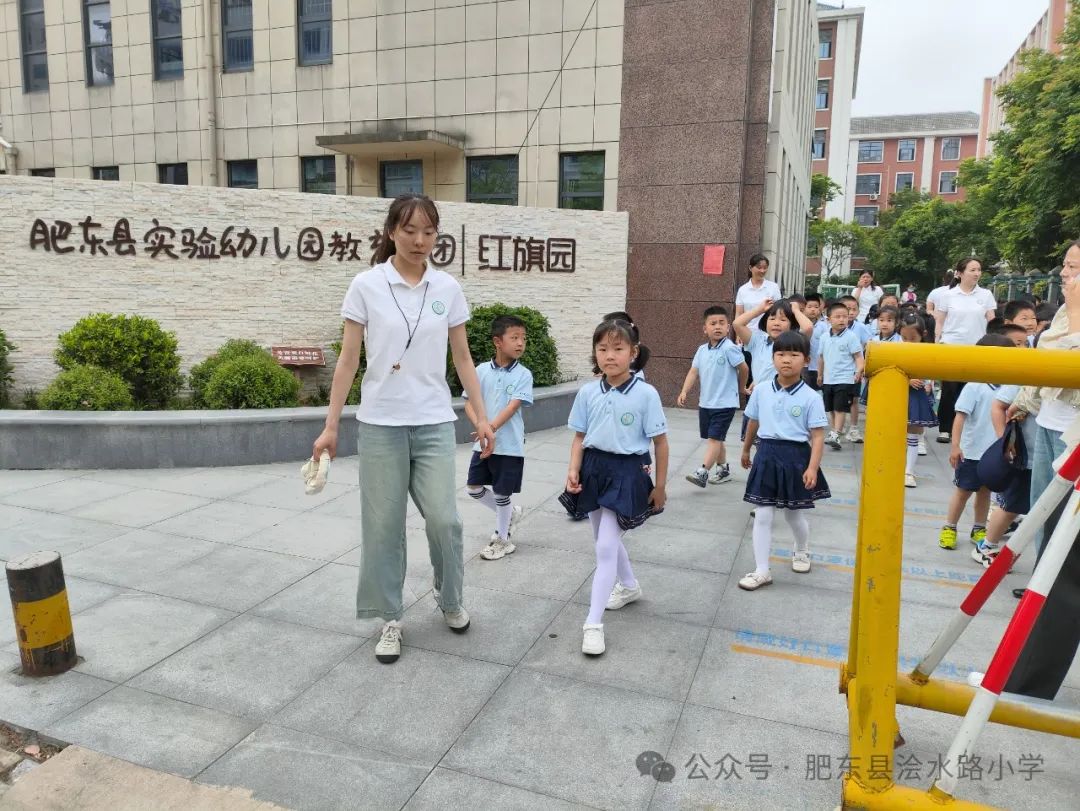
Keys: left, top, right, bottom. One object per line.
{"left": 446, "top": 304, "right": 560, "bottom": 395}
{"left": 188, "top": 339, "right": 267, "bottom": 406}
{"left": 55, "top": 314, "right": 182, "bottom": 408}
{"left": 39, "top": 365, "right": 135, "bottom": 411}
{"left": 201, "top": 355, "right": 301, "bottom": 409}
{"left": 0, "top": 328, "right": 14, "bottom": 408}
{"left": 331, "top": 328, "right": 365, "bottom": 405}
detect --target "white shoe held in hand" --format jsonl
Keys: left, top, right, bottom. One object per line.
{"left": 302, "top": 450, "right": 331, "bottom": 495}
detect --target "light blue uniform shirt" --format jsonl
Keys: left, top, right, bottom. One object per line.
{"left": 466, "top": 359, "right": 534, "bottom": 457}
{"left": 746, "top": 330, "right": 776, "bottom": 385}
{"left": 809, "top": 319, "right": 830, "bottom": 371}
{"left": 692, "top": 338, "right": 746, "bottom": 409}
{"left": 955, "top": 382, "right": 1002, "bottom": 461}
{"left": 872, "top": 332, "right": 902, "bottom": 344}
{"left": 994, "top": 384, "right": 1036, "bottom": 470}
{"left": 569, "top": 376, "right": 667, "bottom": 455}
{"left": 820, "top": 329, "right": 863, "bottom": 385}
{"left": 745, "top": 376, "right": 829, "bottom": 442}
{"left": 849, "top": 321, "right": 872, "bottom": 347}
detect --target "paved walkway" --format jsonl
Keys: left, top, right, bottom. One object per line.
{"left": 1, "top": 408, "right": 1078, "bottom": 809}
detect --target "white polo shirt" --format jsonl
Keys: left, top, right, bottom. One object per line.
{"left": 937, "top": 285, "right": 996, "bottom": 346}
{"left": 736, "top": 279, "right": 783, "bottom": 320}
{"left": 341, "top": 259, "right": 469, "bottom": 426}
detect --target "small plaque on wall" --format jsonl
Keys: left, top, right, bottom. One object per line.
{"left": 702, "top": 245, "right": 725, "bottom": 275}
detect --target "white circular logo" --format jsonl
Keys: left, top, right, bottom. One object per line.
{"left": 431, "top": 301, "right": 446, "bottom": 315}
{"left": 505, "top": 384, "right": 514, "bottom": 395}
{"left": 620, "top": 413, "right": 635, "bottom": 426}
{"left": 790, "top": 406, "right": 803, "bottom": 417}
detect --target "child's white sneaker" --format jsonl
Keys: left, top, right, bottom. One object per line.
{"left": 480, "top": 537, "right": 516, "bottom": 560}
{"left": 904, "top": 473, "right": 917, "bottom": 488}
{"left": 826, "top": 431, "right": 842, "bottom": 450}
{"left": 847, "top": 427, "right": 863, "bottom": 443}
{"left": 738, "top": 571, "right": 773, "bottom": 591}
{"left": 917, "top": 436, "right": 928, "bottom": 456}
{"left": 375, "top": 621, "right": 403, "bottom": 663}
{"left": 708, "top": 464, "right": 733, "bottom": 485}
{"left": 606, "top": 582, "right": 642, "bottom": 610}
{"left": 508, "top": 505, "right": 523, "bottom": 536}
{"left": 685, "top": 467, "right": 708, "bottom": 488}
{"left": 582, "top": 623, "right": 605, "bottom": 656}
{"left": 791, "top": 551, "right": 811, "bottom": 573}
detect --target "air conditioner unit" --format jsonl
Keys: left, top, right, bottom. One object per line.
{"left": 869, "top": 193, "right": 879, "bottom": 201}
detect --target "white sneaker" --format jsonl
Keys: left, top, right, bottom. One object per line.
{"left": 905, "top": 473, "right": 917, "bottom": 488}
{"left": 582, "top": 623, "right": 605, "bottom": 655}
{"left": 685, "top": 467, "right": 708, "bottom": 488}
{"left": 738, "top": 571, "right": 773, "bottom": 591}
{"left": 606, "top": 582, "right": 643, "bottom": 610}
{"left": 508, "top": 505, "right": 523, "bottom": 536}
{"left": 480, "top": 537, "right": 516, "bottom": 560}
{"left": 917, "top": 437, "right": 928, "bottom": 456}
{"left": 375, "top": 621, "right": 403, "bottom": 663}
{"left": 708, "top": 464, "right": 732, "bottom": 485}
{"left": 826, "top": 431, "right": 842, "bottom": 450}
{"left": 847, "top": 427, "right": 863, "bottom": 444}
{"left": 791, "top": 551, "right": 811, "bottom": 573}
{"left": 443, "top": 605, "right": 471, "bottom": 633}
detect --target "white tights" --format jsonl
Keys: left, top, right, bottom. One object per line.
{"left": 587, "top": 508, "right": 637, "bottom": 624}
{"left": 752, "top": 506, "right": 810, "bottom": 575}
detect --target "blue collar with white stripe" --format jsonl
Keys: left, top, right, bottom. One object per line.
{"left": 490, "top": 358, "right": 519, "bottom": 371}
{"left": 600, "top": 375, "right": 639, "bottom": 394}
{"left": 771, "top": 376, "right": 805, "bottom": 394}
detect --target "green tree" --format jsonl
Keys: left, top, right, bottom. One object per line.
{"left": 810, "top": 173, "right": 842, "bottom": 218}
{"left": 808, "top": 218, "right": 873, "bottom": 278}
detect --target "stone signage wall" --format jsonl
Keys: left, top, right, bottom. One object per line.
{"left": 0, "top": 176, "right": 628, "bottom": 395}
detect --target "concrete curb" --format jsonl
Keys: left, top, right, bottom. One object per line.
{"left": 0, "top": 382, "right": 580, "bottom": 470}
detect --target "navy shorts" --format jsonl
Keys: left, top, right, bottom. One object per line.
{"left": 699, "top": 407, "right": 736, "bottom": 441}
{"left": 821, "top": 383, "right": 856, "bottom": 413}
{"left": 1001, "top": 468, "right": 1032, "bottom": 515}
{"left": 467, "top": 452, "right": 524, "bottom": 495}
{"left": 954, "top": 458, "right": 985, "bottom": 492}
{"left": 802, "top": 369, "right": 820, "bottom": 390}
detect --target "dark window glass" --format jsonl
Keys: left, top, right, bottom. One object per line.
{"left": 83, "top": 1, "right": 114, "bottom": 86}
{"left": 939, "top": 171, "right": 958, "bottom": 194}
{"left": 298, "top": 0, "right": 332, "bottom": 66}
{"left": 855, "top": 174, "right": 881, "bottom": 196}
{"left": 379, "top": 160, "right": 422, "bottom": 197}
{"left": 227, "top": 159, "right": 258, "bottom": 189}
{"left": 897, "top": 138, "right": 916, "bottom": 162}
{"left": 93, "top": 165, "right": 119, "bottom": 180}
{"left": 559, "top": 152, "right": 604, "bottom": 210}
{"left": 815, "top": 79, "right": 829, "bottom": 110}
{"left": 895, "top": 172, "right": 914, "bottom": 192}
{"left": 941, "top": 137, "right": 961, "bottom": 161}
{"left": 30, "top": 168, "right": 55, "bottom": 177}
{"left": 152, "top": 0, "right": 184, "bottom": 80}
{"left": 467, "top": 156, "right": 518, "bottom": 205}
{"left": 819, "top": 28, "right": 832, "bottom": 59}
{"left": 812, "top": 130, "right": 826, "bottom": 160}
{"left": 302, "top": 156, "right": 337, "bottom": 194}
{"left": 857, "top": 140, "right": 883, "bottom": 162}
{"left": 158, "top": 162, "right": 188, "bottom": 185}
{"left": 853, "top": 206, "right": 879, "bottom": 227}
{"left": 20, "top": 0, "right": 49, "bottom": 92}
{"left": 222, "top": 0, "right": 253, "bottom": 71}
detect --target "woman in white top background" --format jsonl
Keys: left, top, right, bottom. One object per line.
{"left": 734, "top": 253, "right": 783, "bottom": 322}
{"left": 933, "top": 256, "right": 997, "bottom": 443}
{"left": 852, "top": 270, "right": 884, "bottom": 322}
{"left": 925, "top": 269, "right": 958, "bottom": 337}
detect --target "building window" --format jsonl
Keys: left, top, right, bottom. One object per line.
{"left": 895, "top": 172, "right": 914, "bottom": 192}
{"left": 812, "top": 129, "right": 826, "bottom": 160}
{"left": 379, "top": 160, "right": 422, "bottom": 197}
{"left": 93, "top": 166, "right": 119, "bottom": 180}
{"left": 466, "top": 156, "right": 518, "bottom": 205}
{"left": 853, "top": 206, "right": 879, "bottom": 228}
{"left": 940, "top": 137, "right": 961, "bottom": 161}
{"left": 19, "top": 0, "right": 49, "bottom": 93}
{"left": 30, "top": 168, "right": 55, "bottom": 177}
{"left": 222, "top": 0, "right": 253, "bottom": 72}
{"left": 897, "top": 139, "right": 917, "bottom": 162}
{"left": 855, "top": 174, "right": 881, "bottom": 196}
{"left": 151, "top": 0, "right": 183, "bottom": 80}
{"left": 939, "top": 171, "right": 958, "bottom": 194}
{"left": 559, "top": 152, "right": 605, "bottom": 210}
{"left": 816, "top": 79, "right": 830, "bottom": 110}
{"left": 819, "top": 28, "right": 833, "bottom": 59}
{"left": 298, "top": 0, "right": 332, "bottom": 66}
{"left": 83, "top": 1, "right": 114, "bottom": 86}
{"left": 227, "top": 159, "right": 258, "bottom": 189}
{"left": 158, "top": 163, "right": 188, "bottom": 185}
{"left": 303, "top": 156, "right": 337, "bottom": 194}
{"left": 857, "top": 140, "right": 884, "bottom": 163}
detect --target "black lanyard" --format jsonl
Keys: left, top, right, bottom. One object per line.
{"left": 385, "top": 269, "right": 429, "bottom": 372}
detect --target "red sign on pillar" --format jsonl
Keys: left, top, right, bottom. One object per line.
{"left": 703, "top": 244, "right": 725, "bottom": 275}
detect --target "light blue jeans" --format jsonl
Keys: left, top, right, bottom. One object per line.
{"left": 356, "top": 421, "right": 463, "bottom": 621}
{"left": 1030, "top": 423, "right": 1067, "bottom": 555}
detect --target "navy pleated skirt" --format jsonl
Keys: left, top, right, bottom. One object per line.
{"left": 558, "top": 448, "right": 662, "bottom": 530}
{"left": 743, "top": 439, "right": 831, "bottom": 510}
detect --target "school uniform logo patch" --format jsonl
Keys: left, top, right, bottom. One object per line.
{"left": 431, "top": 301, "right": 446, "bottom": 315}
{"left": 790, "top": 406, "right": 803, "bottom": 417}
{"left": 620, "top": 412, "right": 635, "bottom": 426}
{"left": 505, "top": 384, "right": 515, "bottom": 395}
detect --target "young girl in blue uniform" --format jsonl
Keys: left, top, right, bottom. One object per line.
{"left": 899, "top": 314, "right": 938, "bottom": 488}
{"left": 559, "top": 319, "right": 669, "bottom": 656}
{"left": 858, "top": 305, "right": 902, "bottom": 407}
{"left": 738, "top": 331, "right": 831, "bottom": 590}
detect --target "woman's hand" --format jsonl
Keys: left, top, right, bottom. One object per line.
{"left": 676, "top": 390, "right": 688, "bottom": 407}
{"left": 910, "top": 378, "right": 924, "bottom": 389}
{"left": 313, "top": 427, "right": 338, "bottom": 460}
{"left": 565, "top": 469, "right": 582, "bottom": 494}
{"left": 474, "top": 420, "right": 496, "bottom": 458}
{"left": 649, "top": 485, "right": 667, "bottom": 511}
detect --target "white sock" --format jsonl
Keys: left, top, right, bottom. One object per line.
{"left": 494, "top": 493, "right": 512, "bottom": 539}
{"left": 906, "top": 433, "right": 919, "bottom": 475}
{"left": 468, "top": 486, "right": 497, "bottom": 511}
{"left": 783, "top": 509, "right": 810, "bottom": 553}
{"left": 752, "top": 506, "right": 775, "bottom": 575}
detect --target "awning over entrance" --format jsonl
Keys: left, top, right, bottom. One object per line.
{"left": 315, "top": 130, "right": 464, "bottom": 158}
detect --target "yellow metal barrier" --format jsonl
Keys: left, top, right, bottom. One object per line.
{"left": 841, "top": 342, "right": 1080, "bottom": 810}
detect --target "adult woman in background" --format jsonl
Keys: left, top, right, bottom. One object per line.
{"left": 852, "top": 270, "right": 884, "bottom": 322}
{"left": 933, "top": 257, "right": 996, "bottom": 443}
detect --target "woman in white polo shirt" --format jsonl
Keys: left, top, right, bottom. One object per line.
{"left": 852, "top": 270, "right": 884, "bottom": 322}
{"left": 734, "top": 253, "right": 782, "bottom": 322}
{"left": 933, "top": 256, "right": 997, "bottom": 443}
{"left": 313, "top": 194, "right": 495, "bottom": 665}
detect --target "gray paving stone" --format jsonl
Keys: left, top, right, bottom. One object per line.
{"left": 308, "top": 491, "right": 363, "bottom": 521}
{"left": 274, "top": 644, "right": 509, "bottom": 765}
{"left": 621, "top": 522, "right": 743, "bottom": 575}
{"left": 232, "top": 477, "right": 356, "bottom": 511}
{"left": 147, "top": 500, "right": 301, "bottom": 544}
{"left": 61, "top": 592, "right": 234, "bottom": 682}
{"left": 0, "top": 511, "right": 129, "bottom": 560}
{"left": 712, "top": 579, "right": 854, "bottom": 643}
{"left": 232, "top": 511, "right": 360, "bottom": 561}
{"left": 78, "top": 467, "right": 204, "bottom": 490}
{"left": 44, "top": 685, "right": 257, "bottom": 778}
{"left": 404, "top": 767, "right": 587, "bottom": 811}
{"left": 0, "top": 470, "right": 81, "bottom": 497}
{"left": 140, "top": 468, "right": 281, "bottom": 499}
{"left": 129, "top": 615, "right": 362, "bottom": 720}
{"left": 136, "top": 544, "right": 324, "bottom": 612}
{"left": 569, "top": 560, "right": 725, "bottom": 627}
{"left": 443, "top": 668, "right": 682, "bottom": 810}
{"left": 0, "top": 478, "right": 133, "bottom": 513}
{"left": 0, "top": 650, "right": 116, "bottom": 730}
{"left": 68, "top": 489, "right": 210, "bottom": 528}
{"left": 198, "top": 724, "right": 431, "bottom": 811}
{"left": 61, "top": 529, "right": 220, "bottom": 588}
{"left": 520, "top": 605, "right": 709, "bottom": 702}
{"left": 402, "top": 586, "right": 563, "bottom": 666}
{"left": 463, "top": 543, "right": 596, "bottom": 601}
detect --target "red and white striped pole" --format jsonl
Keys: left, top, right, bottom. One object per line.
{"left": 912, "top": 444, "right": 1080, "bottom": 682}
{"left": 932, "top": 480, "right": 1080, "bottom": 798}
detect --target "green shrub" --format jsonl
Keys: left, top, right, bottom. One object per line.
{"left": 39, "top": 365, "right": 135, "bottom": 411}
{"left": 188, "top": 339, "right": 267, "bottom": 406}
{"left": 22, "top": 388, "right": 39, "bottom": 410}
{"left": 446, "top": 304, "right": 560, "bottom": 395}
{"left": 55, "top": 314, "right": 182, "bottom": 408}
{"left": 201, "top": 355, "right": 301, "bottom": 409}
{"left": 331, "top": 327, "right": 365, "bottom": 405}
{"left": 0, "top": 328, "right": 14, "bottom": 408}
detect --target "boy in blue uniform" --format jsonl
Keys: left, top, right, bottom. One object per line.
{"left": 840, "top": 294, "right": 871, "bottom": 442}
{"left": 678, "top": 306, "right": 749, "bottom": 486}
{"left": 464, "top": 315, "right": 534, "bottom": 560}
{"left": 818, "top": 301, "right": 864, "bottom": 450}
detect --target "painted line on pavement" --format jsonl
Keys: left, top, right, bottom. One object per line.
{"left": 768, "top": 549, "right": 981, "bottom": 589}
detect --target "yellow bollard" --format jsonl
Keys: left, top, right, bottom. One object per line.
{"left": 6, "top": 551, "right": 77, "bottom": 677}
